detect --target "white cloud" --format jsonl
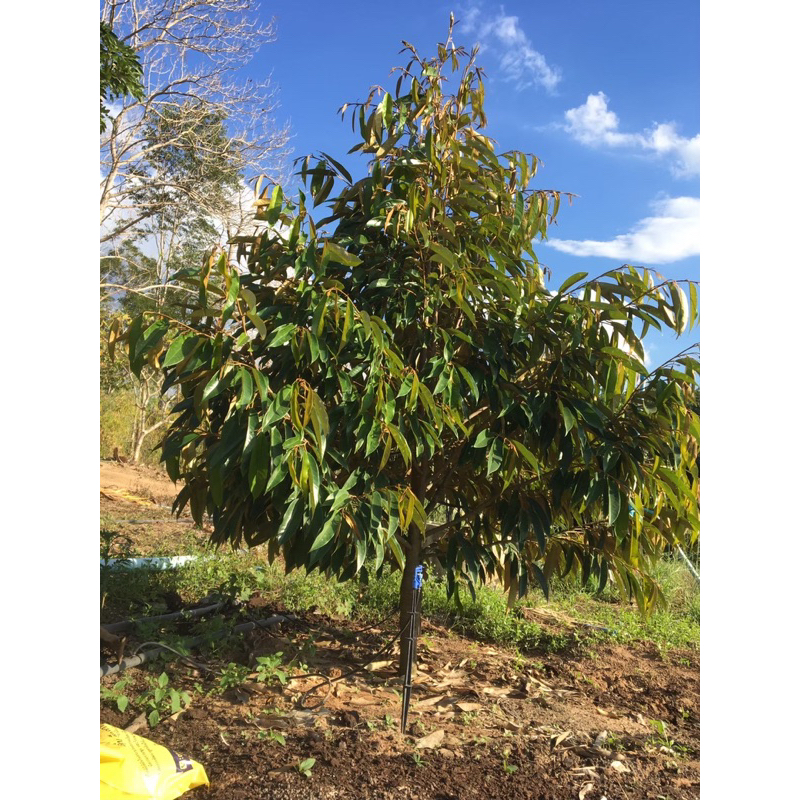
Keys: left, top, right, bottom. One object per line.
{"left": 461, "top": 4, "right": 561, "bottom": 92}
{"left": 564, "top": 92, "right": 699, "bottom": 177}
{"left": 545, "top": 196, "right": 700, "bottom": 264}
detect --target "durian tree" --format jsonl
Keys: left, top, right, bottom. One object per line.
{"left": 122, "top": 20, "right": 699, "bottom": 676}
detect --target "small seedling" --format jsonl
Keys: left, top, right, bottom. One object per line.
{"left": 460, "top": 711, "right": 478, "bottom": 726}
{"left": 296, "top": 757, "right": 316, "bottom": 778}
{"left": 411, "top": 751, "right": 427, "bottom": 768}
{"left": 255, "top": 653, "right": 288, "bottom": 686}
{"left": 605, "top": 731, "right": 622, "bottom": 750}
{"left": 501, "top": 747, "right": 518, "bottom": 774}
{"left": 648, "top": 719, "right": 686, "bottom": 753}
{"left": 136, "top": 672, "right": 190, "bottom": 727}
{"left": 510, "top": 653, "right": 527, "bottom": 672}
{"left": 257, "top": 730, "right": 286, "bottom": 745}
{"left": 100, "top": 676, "right": 133, "bottom": 713}
{"left": 217, "top": 662, "right": 250, "bottom": 691}
{"left": 384, "top": 713, "right": 395, "bottom": 730}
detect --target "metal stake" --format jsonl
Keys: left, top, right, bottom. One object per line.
{"left": 400, "top": 565, "right": 424, "bottom": 734}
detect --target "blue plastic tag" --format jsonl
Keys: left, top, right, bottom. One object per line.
{"left": 413, "top": 565, "right": 424, "bottom": 589}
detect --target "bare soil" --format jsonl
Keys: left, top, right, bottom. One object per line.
{"left": 100, "top": 460, "right": 210, "bottom": 556}
{"left": 100, "top": 463, "right": 699, "bottom": 799}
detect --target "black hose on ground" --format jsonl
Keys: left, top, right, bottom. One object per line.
{"left": 102, "top": 603, "right": 226, "bottom": 635}
{"left": 100, "top": 614, "right": 293, "bottom": 678}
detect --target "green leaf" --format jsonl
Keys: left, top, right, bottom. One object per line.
{"left": 608, "top": 482, "right": 622, "bottom": 525}
{"left": 512, "top": 191, "right": 524, "bottom": 232}
{"left": 386, "top": 423, "right": 411, "bottom": 467}
{"left": 248, "top": 434, "right": 269, "bottom": 496}
{"left": 162, "top": 335, "right": 189, "bottom": 367}
{"left": 474, "top": 429, "right": 491, "bottom": 448}
{"left": 320, "top": 151, "right": 352, "bottom": 183}
{"left": 236, "top": 369, "right": 253, "bottom": 409}
{"left": 487, "top": 438, "right": 503, "bottom": 476}
{"left": 429, "top": 242, "right": 456, "bottom": 268}
{"left": 252, "top": 369, "right": 269, "bottom": 405}
{"left": 456, "top": 365, "right": 479, "bottom": 401}
{"left": 558, "top": 401, "right": 576, "bottom": 435}
{"left": 265, "top": 324, "right": 297, "bottom": 348}
{"left": 310, "top": 514, "right": 338, "bottom": 551}
{"left": 511, "top": 439, "right": 538, "bottom": 472}
{"left": 557, "top": 272, "right": 588, "bottom": 294}
{"left": 306, "top": 452, "right": 320, "bottom": 508}
{"left": 355, "top": 533, "right": 367, "bottom": 573}
{"left": 323, "top": 241, "right": 362, "bottom": 267}
{"left": 277, "top": 496, "right": 304, "bottom": 544}
{"left": 201, "top": 373, "right": 222, "bottom": 405}
{"left": 365, "top": 418, "right": 382, "bottom": 456}
{"left": 689, "top": 282, "right": 698, "bottom": 331}
{"left": 247, "top": 312, "right": 267, "bottom": 339}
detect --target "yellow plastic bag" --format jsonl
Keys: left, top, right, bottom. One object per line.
{"left": 100, "top": 724, "right": 209, "bottom": 800}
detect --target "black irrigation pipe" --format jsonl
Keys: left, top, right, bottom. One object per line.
{"left": 102, "top": 603, "right": 226, "bottom": 635}
{"left": 100, "top": 614, "right": 293, "bottom": 678}
{"left": 116, "top": 519, "right": 197, "bottom": 525}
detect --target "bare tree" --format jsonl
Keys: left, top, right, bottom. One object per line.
{"left": 100, "top": 0, "right": 291, "bottom": 248}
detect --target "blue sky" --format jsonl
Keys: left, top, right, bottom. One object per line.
{"left": 247, "top": 1, "right": 699, "bottom": 366}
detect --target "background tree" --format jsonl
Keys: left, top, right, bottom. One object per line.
{"left": 100, "top": 1, "right": 289, "bottom": 460}
{"left": 100, "top": 0, "right": 290, "bottom": 247}
{"left": 122, "top": 22, "right": 699, "bottom": 677}
{"left": 100, "top": 20, "right": 144, "bottom": 133}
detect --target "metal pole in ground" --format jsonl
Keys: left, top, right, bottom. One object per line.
{"left": 401, "top": 566, "right": 424, "bottom": 734}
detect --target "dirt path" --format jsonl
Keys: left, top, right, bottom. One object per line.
{"left": 101, "top": 460, "right": 182, "bottom": 505}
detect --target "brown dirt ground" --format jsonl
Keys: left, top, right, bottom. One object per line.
{"left": 100, "top": 460, "right": 210, "bottom": 556}
{"left": 100, "top": 463, "right": 699, "bottom": 800}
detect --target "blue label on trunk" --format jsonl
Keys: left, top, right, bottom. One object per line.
{"left": 413, "top": 565, "right": 424, "bottom": 589}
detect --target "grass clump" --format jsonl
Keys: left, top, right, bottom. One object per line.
{"left": 356, "top": 571, "right": 546, "bottom": 650}
{"left": 101, "top": 525, "right": 698, "bottom": 655}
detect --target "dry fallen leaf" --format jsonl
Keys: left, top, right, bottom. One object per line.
{"left": 258, "top": 714, "right": 292, "bottom": 730}
{"left": 417, "top": 694, "right": 446, "bottom": 707}
{"left": 579, "top": 782, "right": 594, "bottom": 800}
{"left": 365, "top": 660, "right": 394, "bottom": 672}
{"left": 482, "top": 686, "right": 512, "bottom": 697}
{"left": 456, "top": 702, "right": 482, "bottom": 713}
{"left": 551, "top": 730, "right": 573, "bottom": 749}
{"left": 415, "top": 729, "right": 446, "bottom": 749}
{"left": 350, "top": 696, "right": 379, "bottom": 706}
{"left": 609, "top": 760, "right": 631, "bottom": 773}
{"left": 571, "top": 766, "right": 600, "bottom": 779}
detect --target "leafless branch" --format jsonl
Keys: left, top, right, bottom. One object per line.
{"left": 100, "top": 0, "right": 291, "bottom": 247}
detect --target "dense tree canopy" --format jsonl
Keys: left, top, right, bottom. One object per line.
{"left": 122, "top": 22, "right": 699, "bottom": 672}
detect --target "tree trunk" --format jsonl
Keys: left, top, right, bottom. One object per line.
{"left": 398, "top": 526, "right": 422, "bottom": 679}
{"left": 132, "top": 418, "right": 169, "bottom": 464}
{"left": 399, "top": 460, "right": 428, "bottom": 678}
